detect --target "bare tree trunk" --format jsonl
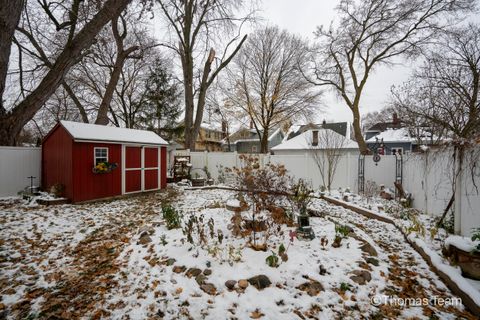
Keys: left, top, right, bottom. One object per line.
{"left": 0, "top": 0, "right": 24, "bottom": 113}
{"left": 260, "top": 128, "right": 269, "bottom": 153}
{"left": 352, "top": 106, "right": 369, "bottom": 154}
{"left": 95, "top": 54, "right": 127, "bottom": 125}
{"left": 61, "top": 81, "right": 89, "bottom": 123}
{"left": 0, "top": 0, "right": 132, "bottom": 145}
{"left": 95, "top": 16, "right": 139, "bottom": 125}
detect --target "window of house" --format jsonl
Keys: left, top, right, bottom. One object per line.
{"left": 94, "top": 147, "right": 108, "bottom": 165}
{"left": 391, "top": 147, "right": 403, "bottom": 155}
{"left": 252, "top": 145, "right": 257, "bottom": 153}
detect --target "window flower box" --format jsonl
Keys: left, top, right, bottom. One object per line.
{"left": 92, "top": 162, "right": 118, "bottom": 174}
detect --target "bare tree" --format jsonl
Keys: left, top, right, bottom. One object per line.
{"left": 309, "top": 129, "right": 347, "bottom": 190}
{"left": 0, "top": 0, "right": 134, "bottom": 145}
{"left": 0, "top": 0, "right": 25, "bottom": 112}
{"left": 309, "top": 0, "right": 474, "bottom": 154}
{"left": 156, "top": 0, "right": 255, "bottom": 150}
{"left": 391, "top": 24, "right": 480, "bottom": 229}
{"left": 227, "top": 26, "right": 320, "bottom": 153}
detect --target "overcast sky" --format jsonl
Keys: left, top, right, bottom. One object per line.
{"left": 259, "top": 0, "right": 413, "bottom": 123}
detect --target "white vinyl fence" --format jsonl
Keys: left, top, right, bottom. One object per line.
{"left": 0, "top": 147, "right": 42, "bottom": 197}
{"left": 174, "top": 149, "right": 480, "bottom": 236}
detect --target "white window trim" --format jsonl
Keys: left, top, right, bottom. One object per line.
{"left": 94, "top": 147, "right": 109, "bottom": 165}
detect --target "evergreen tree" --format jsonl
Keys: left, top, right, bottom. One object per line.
{"left": 138, "top": 58, "right": 182, "bottom": 139}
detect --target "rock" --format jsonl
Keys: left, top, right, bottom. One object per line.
{"left": 195, "top": 274, "right": 207, "bottom": 285}
{"left": 203, "top": 269, "right": 212, "bottom": 276}
{"left": 138, "top": 234, "right": 152, "bottom": 245}
{"left": 225, "top": 280, "right": 237, "bottom": 290}
{"left": 157, "top": 310, "right": 165, "bottom": 317}
{"left": 206, "top": 261, "right": 211, "bottom": 268}
{"left": 186, "top": 268, "right": 202, "bottom": 278}
{"left": 247, "top": 275, "right": 272, "bottom": 290}
{"left": 200, "top": 283, "right": 217, "bottom": 295}
{"left": 350, "top": 270, "right": 372, "bottom": 285}
{"left": 366, "top": 257, "right": 379, "bottom": 266}
{"left": 166, "top": 258, "right": 176, "bottom": 266}
{"left": 360, "top": 242, "right": 378, "bottom": 257}
{"left": 319, "top": 264, "right": 327, "bottom": 275}
{"left": 297, "top": 280, "right": 324, "bottom": 296}
{"left": 139, "top": 227, "right": 155, "bottom": 236}
{"left": 172, "top": 265, "right": 186, "bottom": 273}
{"left": 238, "top": 279, "right": 249, "bottom": 289}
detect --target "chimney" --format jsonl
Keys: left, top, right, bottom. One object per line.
{"left": 392, "top": 112, "right": 399, "bottom": 125}
{"left": 312, "top": 130, "right": 318, "bottom": 146}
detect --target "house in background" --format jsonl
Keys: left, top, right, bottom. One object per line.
{"left": 364, "top": 112, "right": 403, "bottom": 141}
{"left": 173, "top": 122, "right": 226, "bottom": 151}
{"left": 271, "top": 128, "right": 359, "bottom": 155}
{"left": 365, "top": 113, "right": 439, "bottom": 155}
{"left": 285, "top": 121, "right": 353, "bottom": 141}
{"left": 222, "top": 127, "right": 284, "bottom": 153}
{"left": 42, "top": 121, "right": 168, "bottom": 203}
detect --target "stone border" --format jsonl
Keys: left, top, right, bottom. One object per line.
{"left": 320, "top": 194, "right": 480, "bottom": 315}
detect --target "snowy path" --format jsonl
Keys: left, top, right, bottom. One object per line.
{"left": 310, "top": 199, "right": 476, "bottom": 319}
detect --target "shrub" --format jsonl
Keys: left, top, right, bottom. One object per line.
{"left": 472, "top": 228, "right": 480, "bottom": 252}
{"left": 227, "top": 155, "right": 292, "bottom": 247}
{"left": 335, "top": 224, "right": 351, "bottom": 238}
{"left": 289, "top": 179, "right": 313, "bottom": 215}
{"left": 162, "top": 204, "right": 181, "bottom": 230}
{"left": 340, "top": 282, "right": 351, "bottom": 292}
{"left": 265, "top": 251, "right": 279, "bottom": 268}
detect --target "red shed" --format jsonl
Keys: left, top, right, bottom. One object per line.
{"left": 42, "top": 120, "right": 168, "bottom": 203}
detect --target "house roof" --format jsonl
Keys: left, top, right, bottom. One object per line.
{"left": 222, "top": 127, "right": 283, "bottom": 145}
{"left": 366, "top": 128, "right": 411, "bottom": 143}
{"left": 272, "top": 128, "right": 358, "bottom": 151}
{"left": 286, "top": 122, "right": 350, "bottom": 140}
{"left": 60, "top": 120, "right": 168, "bottom": 145}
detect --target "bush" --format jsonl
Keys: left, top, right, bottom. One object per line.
{"left": 162, "top": 204, "right": 181, "bottom": 230}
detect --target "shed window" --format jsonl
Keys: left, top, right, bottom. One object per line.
{"left": 252, "top": 145, "right": 257, "bottom": 153}
{"left": 94, "top": 147, "right": 108, "bottom": 165}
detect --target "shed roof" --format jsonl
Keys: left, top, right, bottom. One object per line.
{"left": 60, "top": 120, "right": 168, "bottom": 145}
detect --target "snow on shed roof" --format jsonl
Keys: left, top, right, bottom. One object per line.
{"left": 272, "top": 128, "right": 358, "bottom": 151}
{"left": 60, "top": 121, "right": 168, "bottom": 145}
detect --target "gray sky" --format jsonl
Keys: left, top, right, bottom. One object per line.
{"left": 259, "top": 0, "right": 412, "bottom": 123}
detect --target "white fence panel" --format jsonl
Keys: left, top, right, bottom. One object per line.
{"left": 0, "top": 147, "right": 42, "bottom": 197}
{"left": 173, "top": 148, "right": 479, "bottom": 236}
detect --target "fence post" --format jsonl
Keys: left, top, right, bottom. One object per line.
{"left": 346, "top": 152, "right": 351, "bottom": 189}
{"left": 204, "top": 150, "right": 208, "bottom": 170}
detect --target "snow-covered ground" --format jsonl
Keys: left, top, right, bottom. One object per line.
{"left": 323, "top": 190, "right": 480, "bottom": 307}
{"left": 0, "top": 187, "right": 477, "bottom": 319}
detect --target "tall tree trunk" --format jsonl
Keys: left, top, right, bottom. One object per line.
{"left": 0, "top": 0, "right": 133, "bottom": 146}
{"left": 190, "top": 49, "right": 215, "bottom": 150}
{"left": 180, "top": 45, "right": 194, "bottom": 150}
{"left": 0, "top": 0, "right": 25, "bottom": 113}
{"left": 352, "top": 106, "right": 369, "bottom": 154}
{"left": 260, "top": 128, "right": 269, "bottom": 153}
